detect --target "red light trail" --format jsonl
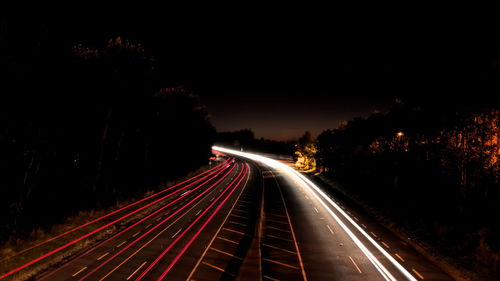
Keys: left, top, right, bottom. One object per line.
{"left": 0, "top": 159, "right": 232, "bottom": 280}
{"left": 77, "top": 163, "right": 238, "bottom": 281}
{"left": 135, "top": 164, "right": 248, "bottom": 281}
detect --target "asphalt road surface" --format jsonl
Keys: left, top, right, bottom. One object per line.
{"left": 0, "top": 148, "right": 456, "bottom": 281}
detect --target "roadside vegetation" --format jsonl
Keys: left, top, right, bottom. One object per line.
{"left": 314, "top": 99, "right": 499, "bottom": 280}
{"left": 0, "top": 28, "right": 215, "bottom": 248}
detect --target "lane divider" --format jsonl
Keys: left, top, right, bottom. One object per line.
{"left": 213, "top": 146, "right": 418, "bottom": 281}
{"left": 7, "top": 161, "right": 232, "bottom": 281}
{"left": 137, "top": 164, "right": 248, "bottom": 281}
{"left": 77, "top": 164, "right": 238, "bottom": 281}
{"left": 0, "top": 159, "right": 230, "bottom": 263}
{"left": 96, "top": 169, "right": 235, "bottom": 281}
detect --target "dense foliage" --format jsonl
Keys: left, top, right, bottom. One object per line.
{"left": 0, "top": 35, "right": 215, "bottom": 241}
{"left": 316, "top": 100, "right": 499, "bottom": 275}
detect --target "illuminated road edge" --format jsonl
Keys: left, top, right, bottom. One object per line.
{"left": 213, "top": 146, "right": 418, "bottom": 281}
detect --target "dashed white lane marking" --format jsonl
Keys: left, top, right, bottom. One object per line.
{"left": 172, "top": 228, "right": 182, "bottom": 238}
{"left": 326, "top": 224, "right": 334, "bottom": 235}
{"left": 395, "top": 253, "right": 405, "bottom": 262}
{"left": 348, "top": 256, "right": 363, "bottom": 273}
{"left": 412, "top": 269, "right": 425, "bottom": 279}
{"left": 263, "top": 275, "right": 280, "bottom": 281}
{"left": 132, "top": 231, "right": 140, "bottom": 237}
{"left": 217, "top": 236, "right": 239, "bottom": 244}
{"left": 361, "top": 224, "right": 367, "bottom": 229}
{"left": 262, "top": 243, "right": 297, "bottom": 254}
{"left": 72, "top": 266, "right": 87, "bottom": 277}
{"left": 195, "top": 209, "right": 202, "bottom": 216}
{"left": 116, "top": 240, "right": 127, "bottom": 248}
{"left": 382, "top": 241, "right": 390, "bottom": 248}
{"left": 313, "top": 207, "right": 319, "bottom": 213}
{"left": 126, "top": 261, "right": 147, "bottom": 280}
{"left": 97, "top": 252, "right": 109, "bottom": 260}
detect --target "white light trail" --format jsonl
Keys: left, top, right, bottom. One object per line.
{"left": 212, "top": 146, "right": 417, "bottom": 281}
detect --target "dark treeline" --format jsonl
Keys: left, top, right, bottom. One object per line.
{"left": 0, "top": 27, "right": 215, "bottom": 241}
{"left": 216, "top": 129, "right": 295, "bottom": 156}
{"left": 316, "top": 99, "right": 499, "bottom": 276}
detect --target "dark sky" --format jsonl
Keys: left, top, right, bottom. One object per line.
{"left": 5, "top": 9, "right": 500, "bottom": 140}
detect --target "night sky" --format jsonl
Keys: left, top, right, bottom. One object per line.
{"left": 6, "top": 10, "right": 500, "bottom": 140}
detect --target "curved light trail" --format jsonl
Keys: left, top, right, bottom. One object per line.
{"left": 213, "top": 146, "right": 418, "bottom": 281}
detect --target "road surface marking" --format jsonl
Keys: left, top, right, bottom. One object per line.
{"left": 263, "top": 258, "right": 299, "bottom": 269}
{"left": 361, "top": 223, "right": 367, "bottom": 229}
{"left": 267, "top": 234, "right": 293, "bottom": 242}
{"left": 305, "top": 195, "right": 309, "bottom": 199}
{"left": 210, "top": 197, "right": 215, "bottom": 201}
{"left": 271, "top": 170, "right": 308, "bottom": 281}
{"left": 263, "top": 275, "right": 281, "bottom": 281}
{"left": 347, "top": 211, "right": 351, "bottom": 215}
{"left": 216, "top": 236, "right": 239, "bottom": 244}
{"left": 180, "top": 190, "right": 191, "bottom": 196}
{"left": 222, "top": 227, "right": 247, "bottom": 235}
{"left": 395, "top": 253, "right": 405, "bottom": 262}
{"left": 227, "top": 220, "right": 247, "bottom": 227}
{"left": 262, "top": 243, "right": 297, "bottom": 254}
{"left": 98, "top": 194, "right": 208, "bottom": 281}
{"left": 382, "top": 242, "right": 390, "bottom": 248}
{"left": 195, "top": 209, "right": 202, "bottom": 216}
{"left": 126, "top": 261, "right": 147, "bottom": 280}
{"left": 132, "top": 231, "right": 140, "bottom": 237}
{"left": 184, "top": 165, "right": 251, "bottom": 281}
{"left": 371, "top": 232, "right": 378, "bottom": 238}
{"left": 354, "top": 216, "right": 359, "bottom": 221}
{"left": 238, "top": 199, "right": 251, "bottom": 204}
{"left": 230, "top": 213, "right": 248, "bottom": 219}
{"left": 267, "top": 226, "right": 290, "bottom": 232}
{"left": 97, "top": 252, "right": 109, "bottom": 260}
{"left": 116, "top": 241, "right": 127, "bottom": 248}
{"left": 214, "top": 147, "right": 420, "bottom": 281}
{"left": 349, "top": 256, "right": 363, "bottom": 273}
{"left": 104, "top": 166, "right": 250, "bottom": 281}
{"left": 72, "top": 266, "right": 87, "bottom": 277}
{"left": 313, "top": 207, "right": 319, "bottom": 213}
{"left": 202, "top": 261, "right": 234, "bottom": 275}
{"left": 145, "top": 223, "right": 152, "bottom": 229}
{"left": 210, "top": 247, "right": 242, "bottom": 259}
{"left": 326, "top": 224, "right": 334, "bottom": 235}
{"left": 412, "top": 269, "right": 425, "bottom": 279}
{"left": 172, "top": 228, "right": 182, "bottom": 238}
{"left": 233, "top": 208, "right": 247, "bottom": 213}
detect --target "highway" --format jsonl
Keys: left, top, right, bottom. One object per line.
{"left": 0, "top": 148, "right": 456, "bottom": 281}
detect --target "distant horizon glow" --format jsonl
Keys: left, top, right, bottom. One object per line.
{"left": 202, "top": 93, "right": 393, "bottom": 140}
